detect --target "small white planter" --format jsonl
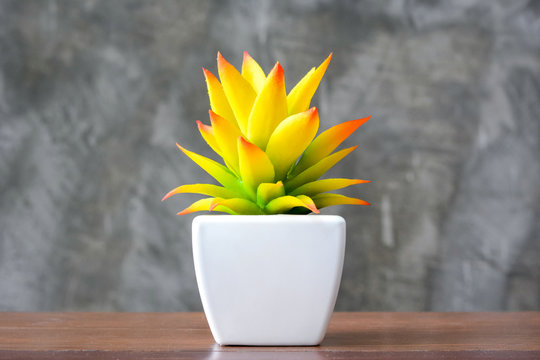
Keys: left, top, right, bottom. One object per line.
{"left": 192, "top": 215, "right": 346, "bottom": 346}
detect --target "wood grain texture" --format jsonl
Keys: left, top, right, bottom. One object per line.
{"left": 0, "top": 312, "right": 539, "bottom": 359}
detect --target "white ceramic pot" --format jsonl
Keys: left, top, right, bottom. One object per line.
{"left": 192, "top": 215, "right": 346, "bottom": 346}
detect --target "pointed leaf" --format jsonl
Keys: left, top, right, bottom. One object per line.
{"left": 211, "top": 197, "right": 263, "bottom": 215}
{"left": 209, "top": 110, "right": 242, "bottom": 173}
{"left": 289, "top": 67, "right": 314, "bottom": 102}
{"left": 162, "top": 183, "right": 242, "bottom": 201}
{"left": 196, "top": 121, "right": 221, "bottom": 156}
{"left": 176, "top": 197, "right": 242, "bottom": 215}
{"left": 247, "top": 62, "right": 288, "bottom": 149}
{"left": 265, "top": 107, "right": 319, "bottom": 180}
{"left": 293, "top": 116, "right": 370, "bottom": 174}
{"left": 285, "top": 146, "right": 357, "bottom": 192}
{"left": 176, "top": 143, "right": 242, "bottom": 192}
{"left": 287, "top": 53, "right": 332, "bottom": 115}
{"left": 312, "top": 193, "right": 370, "bottom": 209}
{"left": 241, "top": 51, "right": 266, "bottom": 93}
{"left": 238, "top": 137, "right": 275, "bottom": 197}
{"left": 202, "top": 68, "right": 236, "bottom": 125}
{"left": 206, "top": 198, "right": 237, "bottom": 215}
{"left": 265, "top": 195, "right": 317, "bottom": 214}
{"left": 177, "top": 198, "right": 215, "bottom": 215}
{"left": 256, "top": 181, "right": 285, "bottom": 207}
{"left": 217, "top": 52, "right": 256, "bottom": 134}
{"left": 290, "top": 67, "right": 314, "bottom": 97}
{"left": 289, "top": 178, "right": 370, "bottom": 197}
{"left": 295, "top": 195, "right": 320, "bottom": 214}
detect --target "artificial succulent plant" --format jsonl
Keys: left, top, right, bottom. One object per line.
{"left": 163, "top": 52, "right": 370, "bottom": 215}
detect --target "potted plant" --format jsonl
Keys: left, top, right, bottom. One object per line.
{"left": 163, "top": 52, "right": 370, "bottom": 346}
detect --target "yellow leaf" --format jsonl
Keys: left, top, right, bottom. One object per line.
{"left": 296, "top": 195, "right": 320, "bottom": 214}
{"left": 217, "top": 52, "right": 256, "bottom": 134}
{"left": 293, "top": 116, "right": 370, "bottom": 175}
{"left": 289, "top": 68, "right": 314, "bottom": 99}
{"left": 287, "top": 53, "right": 332, "bottom": 115}
{"left": 265, "top": 107, "right": 319, "bottom": 180}
{"left": 241, "top": 51, "right": 266, "bottom": 93}
{"left": 289, "top": 178, "right": 370, "bottom": 197}
{"left": 210, "top": 197, "right": 263, "bottom": 215}
{"left": 237, "top": 137, "right": 275, "bottom": 198}
{"left": 247, "top": 62, "right": 288, "bottom": 149}
{"left": 177, "top": 198, "right": 215, "bottom": 215}
{"left": 285, "top": 146, "right": 357, "bottom": 192}
{"left": 265, "top": 195, "right": 318, "bottom": 214}
{"left": 312, "top": 193, "right": 370, "bottom": 209}
{"left": 256, "top": 181, "right": 285, "bottom": 207}
{"left": 176, "top": 143, "right": 242, "bottom": 192}
{"left": 208, "top": 110, "right": 242, "bottom": 173}
{"left": 196, "top": 120, "right": 221, "bottom": 157}
{"left": 162, "top": 183, "right": 242, "bottom": 201}
{"left": 202, "top": 68, "right": 236, "bottom": 126}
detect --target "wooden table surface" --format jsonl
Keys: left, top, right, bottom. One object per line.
{"left": 0, "top": 312, "right": 539, "bottom": 359}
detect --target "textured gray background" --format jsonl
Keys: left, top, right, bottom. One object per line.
{"left": 1, "top": 0, "right": 539, "bottom": 311}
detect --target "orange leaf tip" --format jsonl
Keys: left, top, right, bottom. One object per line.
{"left": 308, "top": 203, "right": 320, "bottom": 214}
{"left": 208, "top": 110, "right": 224, "bottom": 124}
{"left": 320, "top": 53, "right": 333, "bottom": 71}
{"left": 202, "top": 67, "right": 219, "bottom": 81}
{"left": 238, "top": 136, "right": 260, "bottom": 154}
{"left": 161, "top": 188, "right": 178, "bottom": 202}
{"left": 217, "top": 51, "right": 227, "bottom": 66}
{"left": 196, "top": 120, "right": 211, "bottom": 133}
{"left": 307, "top": 107, "right": 318, "bottom": 120}
{"left": 335, "top": 116, "right": 370, "bottom": 140}
{"left": 334, "top": 116, "right": 371, "bottom": 138}
{"left": 354, "top": 115, "right": 371, "bottom": 126}
{"left": 238, "top": 136, "right": 249, "bottom": 146}
{"left": 177, "top": 208, "right": 192, "bottom": 216}
{"left": 176, "top": 142, "right": 185, "bottom": 152}
{"left": 243, "top": 51, "right": 252, "bottom": 62}
{"left": 270, "top": 62, "right": 284, "bottom": 82}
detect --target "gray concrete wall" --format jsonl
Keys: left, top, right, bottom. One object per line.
{"left": 0, "top": 0, "right": 539, "bottom": 311}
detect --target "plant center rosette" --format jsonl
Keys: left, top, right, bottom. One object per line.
{"left": 163, "top": 52, "right": 371, "bottom": 215}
